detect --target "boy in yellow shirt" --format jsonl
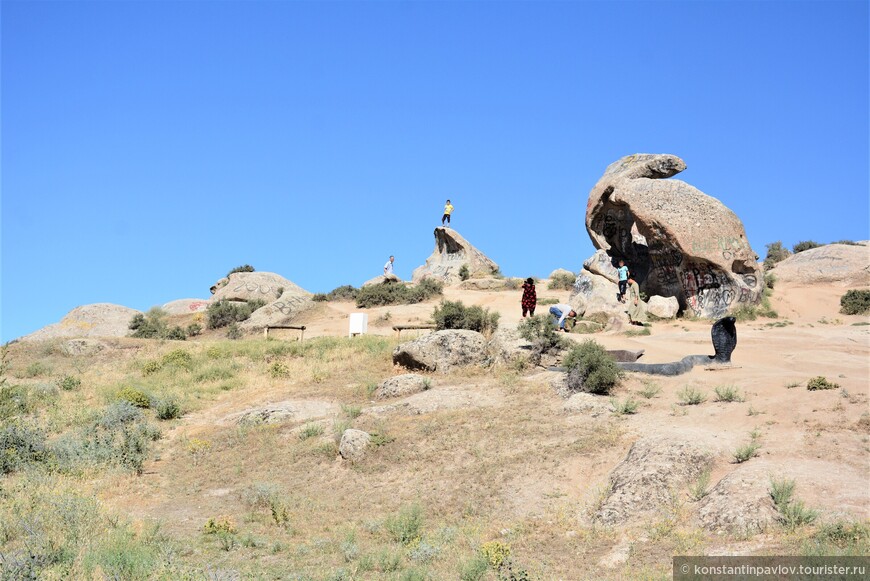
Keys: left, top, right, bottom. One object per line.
{"left": 441, "top": 199, "right": 454, "bottom": 227}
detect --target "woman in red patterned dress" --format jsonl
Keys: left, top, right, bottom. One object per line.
{"left": 521, "top": 277, "right": 537, "bottom": 317}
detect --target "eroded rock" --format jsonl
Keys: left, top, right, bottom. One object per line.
{"left": 412, "top": 227, "right": 499, "bottom": 284}
{"left": 22, "top": 303, "right": 141, "bottom": 341}
{"left": 376, "top": 374, "right": 431, "bottom": 399}
{"left": 339, "top": 429, "right": 371, "bottom": 461}
{"left": 698, "top": 464, "right": 779, "bottom": 535}
{"left": 392, "top": 330, "right": 487, "bottom": 373}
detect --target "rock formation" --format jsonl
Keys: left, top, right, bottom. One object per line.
{"left": 771, "top": 242, "right": 870, "bottom": 286}
{"left": 375, "top": 374, "right": 432, "bottom": 399}
{"left": 412, "top": 227, "right": 499, "bottom": 284}
{"left": 362, "top": 274, "right": 401, "bottom": 287}
{"left": 207, "top": 272, "right": 313, "bottom": 331}
{"left": 21, "top": 303, "right": 141, "bottom": 341}
{"left": 392, "top": 330, "right": 488, "bottom": 372}
{"left": 585, "top": 154, "right": 763, "bottom": 318}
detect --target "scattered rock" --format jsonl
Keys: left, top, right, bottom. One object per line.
{"left": 60, "top": 338, "right": 107, "bottom": 356}
{"left": 412, "top": 227, "right": 499, "bottom": 284}
{"left": 596, "top": 438, "right": 713, "bottom": 524}
{"left": 161, "top": 298, "right": 209, "bottom": 315}
{"left": 647, "top": 295, "right": 679, "bottom": 319}
{"left": 362, "top": 274, "right": 402, "bottom": 287}
{"left": 376, "top": 374, "right": 431, "bottom": 399}
{"left": 562, "top": 392, "right": 610, "bottom": 417}
{"left": 227, "top": 400, "right": 340, "bottom": 425}
{"left": 771, "top": 243, "right": 870, "bottom": 286}
{"left": 339, "top": 429, "right": 371, "bottom": 461}
{"left": 21, "top": 303, "right": 142, "bottom": 341}
{"left": 585, "top": 154, "right": 764, "bottom": 318}
{"left": 486, "top": 328, "right": 533, "bottom": 367}
{"left": 698, "top": 464, "right": 779, "bottom": 535}
{"left": 392, "top": 330, "right": 487, "bottom": 372}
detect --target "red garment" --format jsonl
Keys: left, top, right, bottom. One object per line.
{"left": 521, "top": 282, "right": 537, "bottom": 309}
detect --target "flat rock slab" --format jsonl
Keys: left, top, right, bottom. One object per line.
{"left": 562, "top": 392, "right": 611, "bottom": 417}
{"left": 698, "top": 463, "right": 779, "bottom": 536}
{"left": 364, "top": 386, "right": 500, "bottom": 416}
{"left": 223, "top": 399, "right": 341, "bottom": 425}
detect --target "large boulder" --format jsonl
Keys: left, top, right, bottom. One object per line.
{"left": 208, "top": 272, "right": 313, "bottom": 330}
{"left": 583, "top": 250, "right": 620, "bottom": 282}
{"left": 698, "top": 464, "right": 779, "bottom": 535}
{"left": 770, "top": 243, "right": 870, "bottom": 286}
{"left": 585, "top": 154, "right": 764, "bottom": 319}
{"left": 486, "top": 328, "right": 534, "bottom": 367}
{"left": 375, "top": 374, "right": 431, "bottom": 399}
{"left": 596, "top": 438, "right": 713, "bottom": 524}
{"left": 21, "top": 303, "right": 141, "bottom": 341}
{"left": 339, "top": 429, "right": 372, "bottom": 461}
{"left": 362, "top": 274, "right": 402, "bottom": 288}
{"left": 392, "top": 330, "right": 487, "bottom": 373}
{"left": 568, "top": 271, "right": 621, "bottom": 318}
{"left": 412, "top": 227, "right": 499, "bottom": 284}
{"left": 161, "top": 298, "right": 209, "bottom": 315}
{"left": 647, "top": 295, "right": 679, "bottom": 319}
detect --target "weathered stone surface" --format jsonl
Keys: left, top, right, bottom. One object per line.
{"left": 585, "top": 154, "right": 763, "bottom": 319}
{"left": 458, "top": 277, "right": 508, "bottom": 291}
{"left": 207, "top": 272, "right": 314, "bottom": 330}
{"left": 21, "top": 303, "right": 141, "bottom": 341}
{"left": 376, "top": 374, "right": 431, "bottom": 399}
{"left": 562, "top": 392, "right": 610, "bottom": 417}
{"left": 698, "top": 464, "right": 779, "bottom": 535}
{"left": 162, "top": 298, "right": 209, "bottom": 315}
{"left": 362, "top": 274, "right": 402, "bottom": 287}
{"left": 569, "top": 271, "right": 622, "bottom": 318}
{"left": 549, "top": 268, "right": 575, "bottom": 279}
{"left": 596, "top": 438, "right": 713, "bottom": 524}
{"left": 228, "top": 400, "right": 340, "bottom": 425}
{"left": 771, "top": 243, "right": 870, "bottom": 286}
{"left": 412, "top": 227, "right": 499, "bottom": 284}
{"left": 60, "top": 338, "right": 107, "bottom": 356}
{"left": 486, "top": 328, "right": 533, "bottom": 367}
{"left": 339, "top": 429, "right": 371, "bottom": 461}
{"left": 392, "top": 330, "right": 487, "bottom": 373}
{"left": 583, "top": 250, "right": 620, "bottom": 282}
{"left": 647, "top": 295, "right": 679, "bottom": 319}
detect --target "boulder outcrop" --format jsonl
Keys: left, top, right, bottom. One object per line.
{"left": 339, "top": 429, "right": 372, "bottom": 461}
{"left": 375, "top": 374, "right": 431, "bottom": 399}
{"left": 698, "top": 464, "right": 779, "bottom": 535}
{"left": 647, "top": 295, "right": 679, "bottom": 319}
{"left": 207, "top": 272, "right": 313, "bottom": 330}
{"left": 392, "top": 330, "right": 487, "bottom": 372}
{"left": 585, "top": 154, "right": 763, "bottom": 318}
{"left": 21, "top": 303, "right": 141, "bottom": 341}
{"left": 161, "top": 299, "right": 209, "bottom": 315}
{"left": 362, "top": 274, "right": 402, "bottom": 287}
{"left": 412, "top": 227, "right": 499, "bottom": 284}
{"left": 771, "top": 242, "right": 870, "bottom": 286}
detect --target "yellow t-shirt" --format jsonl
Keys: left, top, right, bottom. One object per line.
{"left": 444, "top": 203, "right": 454, "bottom": 215}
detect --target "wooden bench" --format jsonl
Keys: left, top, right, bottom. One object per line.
{"left": 392, "top": 324, "right": 436, "bottom": 339}
{"left": 263, "top": 325, "right": 306, "bottom": 341}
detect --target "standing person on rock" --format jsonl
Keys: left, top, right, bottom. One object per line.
{"left": 616, "top": 260, "right": 630, "bottom": 303}
{"left": 521, "top": 277, "right": 537, "bottom": 317}
{"left": 627, "top": 276, "right": 648, "bottom": 325}
{"left": 384, "top": 255, "right": 395, "bottom": 277}
{"left": 441, "top": 199, "right": 454, "bottom": 227}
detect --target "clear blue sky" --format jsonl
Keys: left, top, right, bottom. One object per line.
{"left": 2, "top": 0, "right": 868, "bottom": 342}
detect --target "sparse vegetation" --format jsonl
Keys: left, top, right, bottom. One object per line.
{"left": 355, "top": 279, "right": 443, "bottom": 308}
{"left": 688, "top": 468, "right": 711, "bottom": 501}
{"left": 57, "top": 375, "right": 82, "bottom": 391}
{"left": 315, "top": 284, "right": 360, "bottom": 302}
{"left": 517, "top": 314, "right": 568, "bottom": 364}
{"left": 792, "top": 240, "right": 822, "bottom": 253}
{"left": 807, "top": 376, "right": 839, "bottom": 391}
{"left": 548, "top": 272, "right": 576, "bottom": 290}
{"left": 458, "top": 264, "right": 471, "bottom": 281}
{"left": 637, "top": 381, "right": 662, "bottom": 399}
{"left": 227, "top": 264, "right": 255, "bottom": 277}
{"left": 563, "top": 340, "right": 622, "bottom": 395}
{"left": 763, "top": 241, "right": 790, "bottom": 269}
{"left": 128, "top": 307, "right": 187, "bottom": 340}
{"left": 770, "top": 478, "right": 818, "bottom": 529}
{"left": 732, "top": 442, "right": 760, "bottom": 463}
{"left": 432, "top": 300, "right": 500, "bottom": 334}
{"left": 115, "top": 386, "right": 151, "bottom": 409}
{"left": 713, "top": 385, "right": 745, "bottom": 402}
{"left": 610, "top": 396, "right": 640, "bottom": 415}
{"left": 384, "top": 504, "right": 424, "bottom": 546}
{"left": 677, "top": 386, "right": 707, "bottom": 405}
{"left": 207, "top": 299, "right": 264, "bottom": 329}
{"left": 839, "top": 289, "right": 870, "bottom": 315}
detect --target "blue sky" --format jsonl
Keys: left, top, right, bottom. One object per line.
{"left": 2, "top": 0, "right": 868, "bottom": 342}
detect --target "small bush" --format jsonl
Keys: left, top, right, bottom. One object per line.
{"left": 226, "top": 324, "right": 243, "bottom": 340}
{"left": 432, "top": 300, "right": 500, "bottom": 334}
{"left": 460, "top": 555, "right": 489, "bottom": 581}
{"left": 763, "top": 241, "right": 790, "bottom": 269}
{"left": 458, "top": 264, "right": 470, "bottom": 281}
{"left": 299, "top": 423, "right": 324, "bottom": 440}
{"left": 688, "top": 468, "right": 711, "bottom": 501}
{"left": 203, "top": 516, "right": 238, "bottom": 535}
{"left": 764, "top": 272, "right": 776, "bottom": 290}
{"left": 355, "top": 280, "right": 443, "bottom": 308}
{"left": 563, "top": 340, "right": 622, "bottom": 395}
{"left": 141, "top": 360, "right": 162, "bottom": 376}
{"left": 269, "top": 361, "right": 291, "bottom": 378}
{"left": 548, "top": 272, "right": 576, "bottom": 290}
{"left": 610, "top": 397, "right": 639, "bottom": 415}
{"left": 162, "top": 349, "right": 193, "bottom": 369}
{"left": 677, "top": 386, "right": 707, "bottom": 405}
{"left": 312, "top": 293, "right": 328, "bottom": 302}
{"left": 384, "top": 504, "right": 424, "bottom": 546}
{"left": 517, "top": 314, "right": 568, "bottom": 364}
{"left": 637, "top": 381, "right": 661, "bottom": 399}
{"left": 807, "top": 376, "right": 839, "bottom": 391}
{"left": 714, "top": 385, "right": 745, "bottom": 402}
{"left": 116, "top": 387, "right": 151, "bottom": 409}
{"left": 186, "top": 323, "right": 202, "bottom": 337}
{"left": 732, "top": 442, "right": 760, "bottom": 463}
{"left": 792, "top": 240, "right": 822, "bottom": 253}
{"left": 57, "top": 375, "right": 82, "bottom": 391}
{"left": 480, "top": 541, "right": 511, "bottom": 569}
{"left": 128, "top": 307, "right": 186, "bottom": 340}
{"left": 227, "top": 265, "right": 255, "bottom": 277}
{"left": 840, "top": 290, "right": 870, "bottom": 315}
{"left": 0, "top": 420, "right": 49, "bottom": 474}
{"left": 207, "top": 300, "right": 259, "bottom": 329}
{"left": 770, "top": 478, "right": 818, "bottom": 529}
{"left": 154, "top": 398, "right": 182, "bottom": 420}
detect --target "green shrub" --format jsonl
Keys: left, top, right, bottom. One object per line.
{"left": 807, "top": 376, "right": 839, "bottom": 391}
{"left": 355, "top": 279, "right": 443, "bottom": 308}
{"left": 128, "top": 307, "right": 184, "bottom": 340}
{"left": 0, "top": 420, "right": 49, "bottom": 474}
{"left": 384, "top": 504, "right": 424, "bottom": 546}
{"left": 207, "top": 300, "right": 260, "bottom": 329}
{"left": 23, "top": 361, "right": 51, "bottom": 378}
{"left": 763, "top": 241, "right": 790, "bottom": 270}
{"left": 312, "top": 293, "right": 328, "bottom": 302}
{"left": 714, "top": 385, "right": 745, "bottom": 402}
{"left": 458, "top": 264, "right": 471, "bottom": 281}
{"left": 610, "top": 397, "right": 639, "bottom": 415}
{"left": 548, "top": 272, "right": 576, "bottom": 290}
{"left": 637, "top": 381, "right": 661, "bottom": 399}
{"left": 840, "top": 290, "right": 870, "bottom": 315}
{"left": 57, "top": 375, "right": 82, "bottom": 391}
{"left": 432, "top": 300, "right": 500, "bottom": 334}
{"left": 460, "top": 555, "right": 489, "bottom": 581}
{"left": 186, "top": 323, "right": 202, "bottom": 337}
{"left": 116, "top": 387, "right": 151, "bottom": 409}
{"left": 226, "top": 324, "right": 243, "bottom": 340}
{"left": 141, "top": 360, "right": 162, "bottom": 376}
{"left": 227, "top": 265, "right": 255, "bottom": 277}
{"left": 563, "top": 340, "right": 622, "bottom": 395}
{"left": 793, "top": 240, "right": 822, "bottom": 253}
{"left": 154, "top": 398, "right": 182, "bottom": 420}
{"left": 764, "top": 272, "right": 776, "bottom": 290}
{"left": 203, "top": 516, "right": 238, "bottom": 535}
{"left": 164, "top": 326, "right": 187, "bottom": 341}
{"left": 677, "top": 386, "right": 707, "bottom": 405}
{"left": 732, "top": 442, "right": 760, "bottom": 463}
{"left": 517, "top": 314, "right": 568, "bottom": 364}
{"left": 770, "top": 478, "right": 818, "bottom": 529}
{"left": 161, "top": 349, "right": 193, "bottom": 369}
{"left": 269, "top": 361, "right": 291, "bottom": 378}
{"left": 299, "top": 423, "right": 324, "bottom": 440}
{"left": 688, "top": 468, "right": 711, "bottom": 501}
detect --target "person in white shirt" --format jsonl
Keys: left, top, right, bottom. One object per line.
{"left": 384, "top": 256, "right": 395, "bottom": 276}
{"left": 549, "top": 303, "right": 577, "bottom": 332}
